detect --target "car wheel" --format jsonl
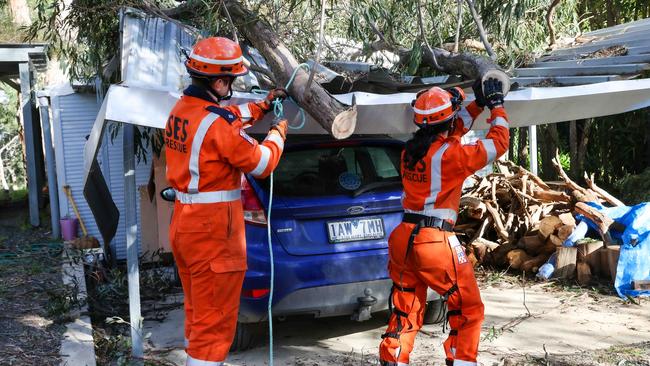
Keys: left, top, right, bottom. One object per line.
{"left": 229, "top": 322, "right": 260, "bottom": 352}
{"left": 423, "top": 298, "right": 446, "bottom": 325}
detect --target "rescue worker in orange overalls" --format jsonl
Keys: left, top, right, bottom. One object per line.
{"left": 165, "top": 37, "right": 289, "bottom": 365}
{"left": 379, "top": 78, "right": 509, "bottom": 366}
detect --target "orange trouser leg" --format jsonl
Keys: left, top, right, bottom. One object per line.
{"left": 379, "top": 223, "right": 484, "bottom": 366}
{"left": 170, "top": 202, "right": 247, "bottom": 365}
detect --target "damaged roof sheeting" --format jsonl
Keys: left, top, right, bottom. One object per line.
{"left": 513, "top": 17, "right": 650, "bottom": 87}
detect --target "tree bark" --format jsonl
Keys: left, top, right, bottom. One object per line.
{"left": 576, "top": 119, "right": 594, "bottom": 180}
{"left": 517, "top": 127, "right": 528, "bottom": 167}
{"left": 222, "top": 0, "right": 356, "bottom": 139}
{"left": 569, "top": 120, "right": 578, "bottom": 177}
{"left": 546, "top": 0, "right": 562, "bottom": 47}
{"left": 9, "top": 0, "right": 31, "bottom": 26}
{"left": 540, "top": 124, "right": 559, "bottom": 180}
{"left": 464, "top": 0, "right": 496, "bottom": 60}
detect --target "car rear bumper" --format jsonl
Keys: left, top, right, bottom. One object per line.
{"left": 238, "top": 278, "right": 440, "bottom": 323}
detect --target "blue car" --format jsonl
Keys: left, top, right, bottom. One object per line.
{"left": 233, "top": 135, "right": 444, "bottom": 350}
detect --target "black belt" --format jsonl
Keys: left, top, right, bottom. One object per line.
{"left": 402, "top": 213, "right": 454, "bottom": 231}
{"left": 403, "top": 213, "right": 454, "bottom": 260}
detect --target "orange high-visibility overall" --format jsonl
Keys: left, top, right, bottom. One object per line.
{"left": 166, "top": 85, "right": 285, "bottom": 365}
{"left": 379, "top": 103, "right": 509, "bottom": 366}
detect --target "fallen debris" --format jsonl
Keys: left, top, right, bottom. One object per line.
{"left": 455, "top": 155, "right": 626, "bottom": 283}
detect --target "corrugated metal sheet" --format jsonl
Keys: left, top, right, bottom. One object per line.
{"left": 120, "top": 8, "right": 197, "bottom": 91}
{"left": 52, "top": 92, "right": 151, "bottom": 260}
{"left": 514, "top": 17, "right": 650, "bottom": 87}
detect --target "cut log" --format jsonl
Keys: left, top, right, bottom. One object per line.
{"left": 532, "top": 188, "right": 571, "bottom": 203}
{"left": 489, "top": 243, "right": 516, "bottom": 267}
{"left": 577, "top": 241, "right": 604, "bottom": 275}
{"left": 576, "top": 261, "right": 592, "bottom": 286}
{"left": 555, "top": 247, "right": 577, "bottom": 279}
{"left": 558, "top": 212, "right": 576, "bottom": 227}
{"left": 632, "top": 280, "right": 650, "bottom": 291}
{"left": 507, "top": 249, "right": 531, "bottom": 270}
{"left": 539, "top": 216, "right": 562, "bottom": 239}
{"left": 460, "top": 196, "right": 487, "bottom": 220}
{"left": 557, "top": 225, "right": 575, "bottom": 241}
{"left": 485, "top": 202, "right": 510, "bottom": 242}
{"left": 584, "top": 172, "right": 625, "bottom": 207}
{"left": 540, "top": 241, "right": 558, "bottom": 255}
{"left": 548, "top": 234, "right": 564, "bottom": 247}
{"left": 497, "top": 160, "right": 551, "bottom": 190}
{"left": 574, "top": 202, "right": 615, "bottom": 245}
{"left": 521, "top": 254, "right": 550, "bottom": 273}
{"left": 603, "top": 245, "right": 621, "bottom": 281}
{"left": 471, "top": 237, "right": 499, "bottom": 263}
{"left": 518, "top": 235, "right": 545, "bottom": 255}
{"left": 223, "top": 0, "right": 355, "bottom": 138}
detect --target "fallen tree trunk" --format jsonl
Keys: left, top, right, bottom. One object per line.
{"left": 222, "top": 0, "right": 356, "bottom": 139}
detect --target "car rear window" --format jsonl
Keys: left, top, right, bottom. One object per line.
{"left": 257, "top": 144, "right": 403, "bottom": 197}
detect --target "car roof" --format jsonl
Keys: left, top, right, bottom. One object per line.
{"left": 249, "top": 134, "right": 405, "bottom": 148}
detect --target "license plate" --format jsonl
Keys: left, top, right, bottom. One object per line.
{"left": 327, "top": 217, "right": 385, "bottom": 243}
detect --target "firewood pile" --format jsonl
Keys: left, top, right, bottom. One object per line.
{"left": 455, "top": 153, "right": 625, "bottom": 283}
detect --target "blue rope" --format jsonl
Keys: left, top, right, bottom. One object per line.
{"left": 267, "top": 62, "right": 310, "bottom": 366}
{"left": 254, "top": 63, "right": 310, "bottom": 130}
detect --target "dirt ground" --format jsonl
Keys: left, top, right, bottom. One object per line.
{"left": 145, "top": 272, "right": 650, "bottom": 366}
{"left": 0, "top": 205, "right": 68, "bottom": 366}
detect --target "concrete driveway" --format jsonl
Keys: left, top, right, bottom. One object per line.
{"left": 145, "top": 280, "right": 650, "bottom": 365}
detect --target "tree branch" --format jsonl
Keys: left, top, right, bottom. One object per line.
{"left": 546, "top": 0, "right": 562, "bottom": 47}
{"left": 464, "top": 0, "right": 496, "bottom": 60}
{"left": 454, "top": 0, "right": 463, "bottom": 53}
{"left": 221, "top": 0, "right": 356, "bottom": 138}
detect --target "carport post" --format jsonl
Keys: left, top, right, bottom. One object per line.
{"left": 123, "top": 123, "right": 144, "bottom": 361}
{"left": 19, "top": 62, "right": 39, "bottom": 226}
{"left": 528, "top": 125, "right": 538, "bottom": 176}
{"left": 38, "top": 96, "right": 60, "bottom": 239}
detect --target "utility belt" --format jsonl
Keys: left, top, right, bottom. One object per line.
{"left": 175, "top": 189, "right": 241, "bottom": 204}
{"left": 402, "top": 213, "right": 454, "bottom": 231}
{"left": 403, "top": 213, "right": 454, "bottom": 261}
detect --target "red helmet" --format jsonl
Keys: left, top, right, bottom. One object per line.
{"left": 412, "top": 87, "right": 464, "bottom": 127}
{"left": 185, "top": 37, "right": 248, "bottom": 78}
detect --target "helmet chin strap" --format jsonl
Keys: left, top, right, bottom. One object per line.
{"left": 205, "top": 78, "right": 234, "bottom": 102}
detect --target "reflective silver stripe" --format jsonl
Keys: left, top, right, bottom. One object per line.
{"left": 491, "top": 116, "right": 509, "bottom": 128}
{"left": 265, "top": 133, "right": 284, "bottom": 150}
{"left": 453, "top": 360, "right": 477, "bottom": 366}
{"left": 239, "top": 103, "right": 252, "bottom": 122}
{"left": 175, "top": 189, "right": 241, "bottom": 204}
{"left": 189, "top": 52, "right": 243, "bottom": 66}
{"left": 404, "top": 207, "right": 458, "bottom": 222}
{"left": 423, "top": 142, "right": 449, "bottom": 209}
{"left": 188, "top": 113, "right": 219, "bottom": 193}
{"left": 482, "top": 138, "right": 497, "bottom": 164}
{"left": 250, "top": 145, "right": 271, "bottom": 177}
{"left": 186, "top": 354, "right": 224, "bottom": 366}
{"left": 413, "top": 101, "right": 452, "bottom": 115}
{"left": 451, "top": 347, "right": 456, "bottom": 356}
{"left": 458, "top": 107, "right": 473, "bottom": 129}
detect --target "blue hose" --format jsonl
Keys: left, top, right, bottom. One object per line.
{"left": 267, "top": 63, "right": 310, "bottom": 366}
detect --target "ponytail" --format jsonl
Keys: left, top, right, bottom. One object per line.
{"left": 403, "top": 120, "right": 452, "bottom": 170}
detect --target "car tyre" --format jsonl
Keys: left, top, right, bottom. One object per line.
{"left": 423, "top": 298, "right": 446, "bottom": 325}
{"left": 230, "top": 322, "right": 259, "bottom": 352}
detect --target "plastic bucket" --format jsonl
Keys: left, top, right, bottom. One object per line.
{"left": 60, "top": 217, "right": 79, "bottom": 241}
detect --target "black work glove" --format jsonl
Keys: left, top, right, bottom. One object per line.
{"left": 446, "top": 86, "right": 464, "bottom": 110}
{"left": 472, "top": 78, "right": 487, "bottom": 108}
{"left": 266, "top": 88, "right": 288, "bottom": 103}
{"left": 483, "top": 78, "right": 505, "bottom": 109}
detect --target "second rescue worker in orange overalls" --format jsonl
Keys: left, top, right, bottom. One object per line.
{"left": 379, "top": 78, "right": 510, "bottom": 366}
{"left": 165, "top": 37, "right": 289, "bottom": 366}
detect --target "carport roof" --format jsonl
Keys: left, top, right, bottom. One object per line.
{"left": 513, "top": 17, "right": 650, "bottom": 88}
{"left": 0, "top": 43, "right": 48, "bottom": 76}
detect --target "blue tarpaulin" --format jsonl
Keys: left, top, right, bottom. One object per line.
{"left": 577, "top": 202, "right": 650, "bottom": 298}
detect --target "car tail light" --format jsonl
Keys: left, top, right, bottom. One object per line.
{"left": 241, "top": 175, "right": 267, "bottom": 225}
{"left": 241, "top": 288, "right": 271, "bottom": 298}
